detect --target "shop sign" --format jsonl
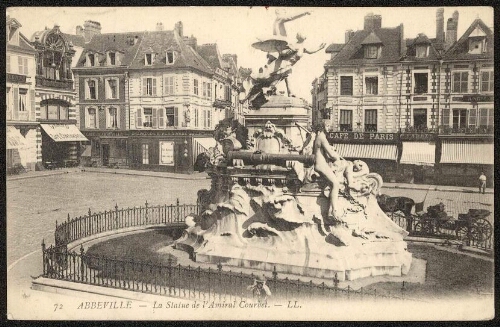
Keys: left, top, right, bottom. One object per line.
{"left": 400, "top": 132, "right": 437, "bottom": 141}
{"left": 462, "top": 95, "right": 493, "bottom": 103}
{"left": 159, "top": 141, "right": 175, "bottom": 166}
{"left": 327, "top": 132, "right": 398, "bottom": 144}
{"left": 7, "top": 73, "right": 27, "bottom": 84}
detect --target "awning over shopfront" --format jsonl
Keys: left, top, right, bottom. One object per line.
{"left": 400, "top": 142, "right": 436, "bottom": 166}
{"left": 40, "top": 124, "right": 88, "bottom": 142}
{"left": 441, "top": 140, "right": 494, "bottom": 165}
{"left": 6, "top": 126, "right": 27, "bottom": 149}
{"left": 332, "top": 143, "right": 398, "bottom": 160}
{"left": 192, "top": 137, "right": 218, "bottom": 164}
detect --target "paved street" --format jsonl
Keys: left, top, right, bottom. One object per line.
{"left": 7, "top": 172, "right": 211, "bottom": 267}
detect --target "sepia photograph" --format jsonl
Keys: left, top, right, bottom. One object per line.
{"left": 5, "top": 5, "right": 494, "bottom": 320}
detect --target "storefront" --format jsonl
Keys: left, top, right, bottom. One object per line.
{"left": 437, "top": 138, "right": 494, "bottom": 187}
{"left": 40, "top": 124, "right": 88, "bottom": 168}
{"left": 82, "top": 131, "right": 129, "bottom": 167}
{"left": 398, "top": 132, "right": 437, "bottom": 184}
{"left": 327, "top": 132, "right": 399, "bottom": 181}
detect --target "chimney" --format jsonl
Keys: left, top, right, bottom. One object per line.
{"left": 83, "top": 20, "right": 101, "bottom": 42}
{"left": 76, "top": 25, "right": 84, "bottom": 37}
{"left": 436, "top": 8, "right": 445, "bottom": 43}
{"left": 156, "top": 22, "right": 164, "bottom": 31}
{"left": 345, "top": 29, "right": 354, "bottom": 43}
{"left": 372, "top": 15, "right": 382, "bottom": 30}
{"left": 364, "top": 12, "right": 375, "bottom": 31}
{"left": 183, "top": 35, "right": 197, "bottom": 51}
{"left": 174, "top": 21, "right": 183, "bottom": 37}
{"left": 446, "top": 17, "right": 458, "bottom": 49}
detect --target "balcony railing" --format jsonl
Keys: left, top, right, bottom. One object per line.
{"left": 402, "top": 126, "right": 438, "bottom": 133}
{"left": 413, "top": 86, "right": 428, "bottom": 94}
{"left": 439, "top": 126, "right": 494, "bottom": 135}
{"left": 213, "top": 99, "right": 232, "bottom": 109}
{"left": 35, "top": 76, "right": 73, "bottom": 90}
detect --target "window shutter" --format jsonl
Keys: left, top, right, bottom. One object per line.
{"left": 105, "top": 79, "right": 109, "bottom": 98}
{"left": 85, "top": 108, "right": 88, "bottom": 128}
{"left": 164, "top": 77, "right": 168, "bottom": 95}
{"left": 85, "top": 80, "right": 90, "bottom": 99}
{"left": 142, "top": 78, "right": 147, "bottom": 95}
{"left": 18, "top": 56, "right": 22, "bottom": 74}
{"left": 174, "top": 77, "right": 178, "bottom": 94}
{"left": 152, "top": 108, "right": 158, "bottom": 128}
{"left": 24, "top": 58, "right": 28, "bottom": 75}
{"left": 13, "top": 88, "right": 19, "bottom": 120}
{"left": 158, "top": 109, "right": 164, "bottom": 128}
{"left": 30, "top": 89, "right": 35, "bottom": 120}
{"left": 152, "top": 78, "right": 157, "bottom": 96}
{"left": 137, "top": 108, "right": 143, "bottom": 128}
{"left": 174, "top": 107, "right": 178, "bottom": 126}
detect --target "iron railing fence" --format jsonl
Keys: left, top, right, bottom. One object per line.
{"left": 41, "top": 243, "right": 414, "bottom": 302}
{"left": 55, "top": 199, "right": 198, "bottom": 247}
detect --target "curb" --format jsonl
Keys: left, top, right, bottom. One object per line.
{"left": 7, "top": 170, "right": 74, "bottom": 181}
{"left": 80, "top": 169, "right": 210, "bottom": 181}
{"left": 383, "top": 184, "right": 493, "bottom": 194}
{"left": 405, "top": 236, "right": 493, "bottom": 259}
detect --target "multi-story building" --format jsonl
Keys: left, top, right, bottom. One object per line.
{"left": 436, "top": 15, "right": 494, "bottom": 187}
{"left": 321, "top": 13, "right": 404, "bottom": 181}
{"left": 311, "top": 72, "right": 327, "bottom": 126}
{"left": 313, "top": 9, "right": 494, "bottom": 187}
{"left": 30, "top": 24, "right": 87, "bottom": 168}
{"left": 72, "top": 21, "right": 246, "bottom": 172}
{"left": 6, "top": 17, "right": 38, "bottom": 172}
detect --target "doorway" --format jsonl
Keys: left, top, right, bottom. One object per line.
{"left": 102, "top": 144, "right": 110, "bottom": 166}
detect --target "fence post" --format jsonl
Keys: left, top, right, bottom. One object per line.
{"left": 145, "top": 201, "right": 149, "bottom": 224}
{"left": 272, "top": 266, "right": 278, "bottom": 296}
{"left": 41, "top": 239, "right": 46, "bottom": 276}
{"left": 115, "top": 203, "right": 119, "bottom": 229}
{"left": 176, "top": 198, "right": 180, "bottom": 222}
{"left": 401, "top": 281, "right": 406, "bottom": 300}
{"left": 80, "top": 244, "right": 85, "bottom": 282}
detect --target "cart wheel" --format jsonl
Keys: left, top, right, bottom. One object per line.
{"left": 415, "top": 219, "right": 432, "bottom": 235}
{"left": 456, "top": 225, "right": 469, "bottom": 239}
{"left": 470, "top": 218, "right": 493, "bottom": 241}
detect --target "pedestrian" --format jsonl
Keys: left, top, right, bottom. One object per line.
{"left": 479, "top": 172, "right": 486, "bottom": 194}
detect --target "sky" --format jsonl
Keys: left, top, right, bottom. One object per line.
{"left": 6, "top": 6, "right": 494, "bottom": 101}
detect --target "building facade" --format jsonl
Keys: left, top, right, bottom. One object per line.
{"left": 6, "top": 17, "right": 38, "bottom": 172}
{"left": 30, "top": 24, "right": 87, "bottom": 168}
{"left": 312, "top": 9, "right": 494, "bottom": 186}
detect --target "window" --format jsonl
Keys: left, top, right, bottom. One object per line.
{"left": 143, "top": 108, "right": 153, "bottom": 127}
{"left": 452, "top": 109, "right": 467, "bottom": 129}
{"left": 365, "top": 76, "right": 378, "bottom": 95}
{"left": 203, "top": 82, "right": 207, "bottom": 97}
{"left": 194, "top": 107, "right": 199, "bottom": 127}
{"left": 479, "top": 108, "right": 493, "bottom": 127}
{"left": 207, "top": 110, "right": 211, "bottom": 128}
{"left": 453, "top": 72, "right": 468, "bottom": 93}
{"left": 157, "top": 108, "right": 165, "bottom": 128}
{"left": 142, "top": 144, "right": 149, "bottom": 164}
{"left": 225, "top": 85, "right": 231, "bottom": 101}
{"left": 339, "top": 110, "right": 352, "bottom": 131}
{"left": 106, "top": 78, "right": 118, "bottom": 99}
{"left": 164, "top": 76, "right": 175, "bottom": 95}
{"left": 194, "top": 79, "right": 199, "bottom": 95}
{"left": 166, "top": 51, "right": 175, "bottom": 64}
{"left": 413, "top": 73, "right": 428, "bottom": 94}
{"left": 48, "top": 103, "right": 58, "bottom": 119}
{"left": 87, "top": 108, "right": 97, "bottom": 128}
{"left": 86, "top": 79, "right": 98, "bottom": 99}
{"left": 18, "top": 57, "right": 28, "bottom": 75}
{"left": 441, "top": 109, "right": 450, "bottom": 127}
{"left": 481, "top": 71, "right": 493, "bottom": 92}
{"left": 108, "top": 107, "right": 118, "bottom": 128}
{"left": 145, "top": 53, "right": 153, "bottom": 66}
{"left": 416, "top": 45, "right": 428, "bottom": 58}
{"left": 17, "top": 88, "right": 27, "bottom": 112}
{"left": 413, "top": 109, "right": 427, "bottom": 130}
{"left": 468, "top": 108, "right": 477, "bottom": 127}
{"left": 207, "top": 83, "right": 212, "bottom": 99}
{"left": 166, "top": 107, "right": 177, "bottom": 127}
{"left": 469, "top": 37, "right": 486, "bottom": 54}
{"left": 364, "top": 109, "right": 377, "bottom": 132}
{"left": 87, "top": 53, "right": 95, "bottom": 67}
{"left": 364, "top": 45, "right": 378, "bottom": 59}
{"left": 108, "top": 52, "right": 116, "bottom": 65}
{"left": 60, "top": 106, "right": 68, "bottom": 120}
{"left": 340, "top": 76, "right": 353, "bottom": 96}
{"left": 143, "top": 78, "right": 157, "bottom": 96}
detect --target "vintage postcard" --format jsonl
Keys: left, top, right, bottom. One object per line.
{"left": 6, "top": 6, "right": 494, "bottom": 320}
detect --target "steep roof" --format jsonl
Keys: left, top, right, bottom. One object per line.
{"left": 62, "top": 33, "right": 86, "bottom": 47}
{"left": 75, "top": 32, "right": 145, "bottom": 67}
{"left": 8, "top": 32, "right": 37, "bottom": 54}
{"left": 197, "top": 43, "right": 223, "bottom": 70}
{"left": 128, "top": 30, "right": 213, "bottom": 74}
{"left": 443, "top": 19, "right": 493, "bottom": 61}
{"left": 325, "top": 25, "right": 403, "bottom": 66}
{"left": 361, "top": 32, "right": 383, "bottom": 45}
{"left": 402, "top": 33, "right": 441, "bottom": 62}
{"left": 325, "top": 43, "right": 344, "bottom": 53}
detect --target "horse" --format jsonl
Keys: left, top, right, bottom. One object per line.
{"left": 376, "top": 194, "right": 415, "bottom": 218}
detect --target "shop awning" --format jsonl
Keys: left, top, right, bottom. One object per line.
{"left": 400, "top": 142, "right": 436, "bottom": 166}
{"left": 441, "top": 140, "right": 493, "bottom": 165}
{"left": 332, "top": 143, "right": 398, "bottom": 160}
{"left": 40, "top": 124, "right": 88, "bottom": 142}
{"left": 6, "top": 126, "right": 27, "bottom": 149}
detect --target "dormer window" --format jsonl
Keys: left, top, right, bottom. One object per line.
{"left": 416, "top": 45, "right": 429, "bottom": 58}
{"left": 364, "top": 45, "right": 379, "bottom": 59}
{"left": 145, "top": 53, "right": 153, "bottom": 66}
{"left": 468, "top": 37, "right": 486, "bottom": 54}
{"left": 108, "top": 52, "right": 116, "bottom": 65}
{"left": 87, "top": 53, "right": 95, "bottom": 67}
{"left": 166, "top": 51, "right": 175, "bottom": 64}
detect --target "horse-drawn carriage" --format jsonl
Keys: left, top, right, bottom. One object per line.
{"left": 377, "top": 194, "right": 493, "bottom": 243}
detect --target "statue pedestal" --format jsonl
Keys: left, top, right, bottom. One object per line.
{"left": 244, "top": 95, "right": 310, "bottom": 148}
